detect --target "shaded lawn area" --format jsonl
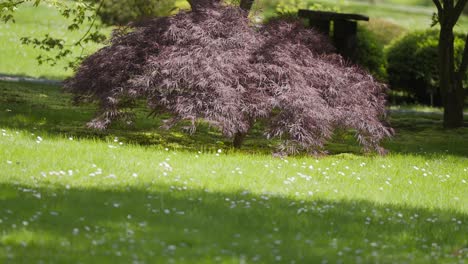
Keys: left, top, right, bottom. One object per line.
{"left": 0, "top": 81, "right": 467, "bottom": 263}
{"left": 0, "top": 183, "right": 467, "bottom": 263}
{"left": 0, "top": 81, "right": 466, "bottom": 156}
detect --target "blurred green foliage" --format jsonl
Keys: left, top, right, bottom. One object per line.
{"left": 386, "top": 30, "right": 467, "bottom": 106}
{"left": 353, "top": 26, "right": 387, "bottom": 80}
{"left": 97, "top": 0, "right": 177, "bottom": 25}
{"left": 361, "top": 18, "right": 406, "bottom": 46}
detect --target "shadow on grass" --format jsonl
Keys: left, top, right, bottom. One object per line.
{"left": 0, "top": 80, "right": 467, "bottom": 157}
{"left": 0, "top": 184, "right": 468, "bottom": 263}
{"left": 0, "top": 182, "right": 467, "bottom": 263}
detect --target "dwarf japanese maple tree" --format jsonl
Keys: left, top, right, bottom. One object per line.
{"left": 65, "top": 0, "right": 393, "bottom": 154}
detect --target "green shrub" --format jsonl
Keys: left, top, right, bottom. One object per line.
{"left": 386, "top": 29, "right": 466, "bottom": 106}
{"left": 352, "top": 26, "right": 387, "bottom": 80}
{"left": 97, "top": 0, "right": 177, "bottom": 25}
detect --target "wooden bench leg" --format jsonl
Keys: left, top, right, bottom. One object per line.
{"left": 333, "top": 19, "right": 358, "bottom": 59}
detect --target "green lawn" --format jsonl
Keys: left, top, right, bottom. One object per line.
{"left": 0, "top": 81, "right": 467, "bottom": 263}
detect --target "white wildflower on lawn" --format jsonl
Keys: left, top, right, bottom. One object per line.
{"left": 297, "top": 208, "right": 307, "bottom": 214}
{"left": 159, "top": 161, "right": 173, "bottom": 171}
{"left": 413, "top": 166, "right": 419, "bottom": 170}
{"left": 69, "top": 137, "right": 73, "bottom": 140}
{"left": 132, "top": 173, "right": 138, "bottom": 178}
{"left": 167, "top": 245, "right": 176, "bottom": 251}
{"left": 6, "top": 160, "right": 12, "bottom": 164}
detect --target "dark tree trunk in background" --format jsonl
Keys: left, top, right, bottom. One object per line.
{"left": 433, "top": 0, "right": 468, "bottom": 128}
{"left": 439, "top": 24, "right": 464, "bottom": 127}
{"left": 240, "top": 0, "right": 254, "bottom": 12}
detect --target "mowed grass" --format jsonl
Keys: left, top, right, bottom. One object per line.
{"left": 0, "top": 81, "right": 467, "bottom": 263}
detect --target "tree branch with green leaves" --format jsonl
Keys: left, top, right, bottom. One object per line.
{"left": 1, "top": 0, "right": 107, "bottom": 69}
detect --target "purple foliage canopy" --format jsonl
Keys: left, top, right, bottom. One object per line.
{"left": 64, "top": 0, "right": 393, "bottom": 154}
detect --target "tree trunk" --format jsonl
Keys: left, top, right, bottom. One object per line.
{"left": 444, "top": 79, "right": 465, "bottom": 128}
{"left": 439, "top": 24, "right": 464, "bottom": 128}
{"left": 233, "top": 132, "right": 247, "bottom": 149}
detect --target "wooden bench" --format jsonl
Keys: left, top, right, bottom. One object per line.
{"left": 298, "top": 10, "right": 369, "bottom": 58}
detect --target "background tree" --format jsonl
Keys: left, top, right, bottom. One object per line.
{"left": 432, "top": 0, "right": 468, "bottom": 128}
